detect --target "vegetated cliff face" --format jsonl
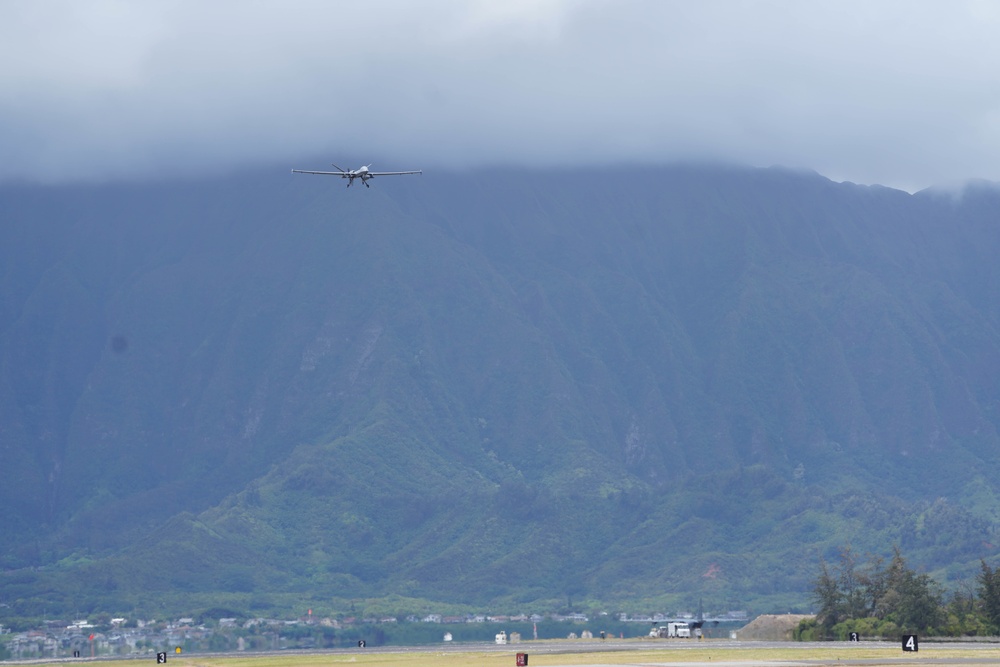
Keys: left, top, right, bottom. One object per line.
{"left": 1, "top": 165, "right": 999, "bottom": 613}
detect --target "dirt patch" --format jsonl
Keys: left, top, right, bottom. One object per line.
{"left": 735, "top": 613, "right": 814, "bottom": 641}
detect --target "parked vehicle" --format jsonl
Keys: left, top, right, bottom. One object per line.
{"left": 649, "top": 621, "right": 691, "bottom": 638}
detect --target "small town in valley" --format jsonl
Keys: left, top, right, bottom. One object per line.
{"left": 0, "top": 610, "right": 751, "bottom": 658}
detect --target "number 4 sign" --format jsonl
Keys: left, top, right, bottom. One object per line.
{"left": 902, "top": 635, "right": 918, "bottom": 652}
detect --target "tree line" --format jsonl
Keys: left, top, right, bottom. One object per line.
{"left": 797, "top": 546, "right": 1000, "bottom": 640}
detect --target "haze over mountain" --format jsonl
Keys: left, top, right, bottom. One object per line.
{"left": 5, "top": 3, "right": 1000, "bottom": 192}
{"left": 2, "top": 164, "right": 999, "bottom": 617}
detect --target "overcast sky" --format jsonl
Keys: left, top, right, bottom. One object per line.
{"left": 1, "top": 0, "right": 998, "bottom": 191}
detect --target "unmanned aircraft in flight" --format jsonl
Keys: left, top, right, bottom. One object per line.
{"left": 291, "top": 163, "right": 422, "bottom": 188}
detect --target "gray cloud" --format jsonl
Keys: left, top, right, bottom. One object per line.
{"left": 1, "top": 0, "right": 999, "bottom": 190}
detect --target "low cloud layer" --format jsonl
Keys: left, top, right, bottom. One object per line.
{"left": 2, "top": 0, "right": 999, "bottom": 190}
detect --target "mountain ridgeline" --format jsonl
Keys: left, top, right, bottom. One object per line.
{"left": 1, "top": 164, "right": 999, "bottom": 617}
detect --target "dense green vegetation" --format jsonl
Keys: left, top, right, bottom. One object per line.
{"left": 2, "top": 165, "right": 1000, "bottom": 618}
{"left": 797, "top": 546, "right": 1000, "bottom": 639}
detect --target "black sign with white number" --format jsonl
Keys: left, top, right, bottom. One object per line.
{"left": 902, "top": 635, "right": 918, "bottom": 652}
{"left": 849, "top": 632, "right": 859, "bottom": 642}
{"left": 157, "top": 652, "right": 168, "bottom": 663}
{"left": 73, "top": 650, "right": 81, "bottom": 658}
{"left": 358, "top": 640, "right": 366, "bottom": 648}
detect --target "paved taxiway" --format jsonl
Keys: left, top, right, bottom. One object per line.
{"left": 331, "top": 637, "right": 1000, "bottom": 667}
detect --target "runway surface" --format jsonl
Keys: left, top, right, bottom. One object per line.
{"left": 329, "top": 637, "right": 1000, "bottom": 667}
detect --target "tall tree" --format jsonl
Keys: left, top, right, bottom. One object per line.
{"left": 870, "top": 548, "right": 942, "bottom": 632}
{"left": 862, "top": 553, "right": 888, "bottom": 619}
{"left": 813, "top": 558, "right": 842, "bottom": 630}
{"left": 837, "top": 546, "right": 870, "bottom": 621}
{"left": 978, "top": 560, "right": 1000, "bottom": 631}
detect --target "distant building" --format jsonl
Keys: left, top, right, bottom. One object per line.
{"left": 554, "top": 613, "right": 588, "bottom": 623}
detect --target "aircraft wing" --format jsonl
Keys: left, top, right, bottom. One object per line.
{"left": 368, "top": 170, "right": 422, "bottom": 176}
{"left": 291, "top": 169, "right": 348, "bottom": 176}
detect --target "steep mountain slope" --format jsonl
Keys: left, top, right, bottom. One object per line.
{"left": 1, "top": 165, "right": 999, "bottom": 616}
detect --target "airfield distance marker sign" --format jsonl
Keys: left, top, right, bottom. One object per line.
{"left": 902, "top": 635, "right": 918, "bottom": 652}
{"left": 156, "top": 651, "right": 167, "bottom": 663}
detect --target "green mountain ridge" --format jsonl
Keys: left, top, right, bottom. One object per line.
{"left": 2, "top": 165, "right": 999, "bottom": 617}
